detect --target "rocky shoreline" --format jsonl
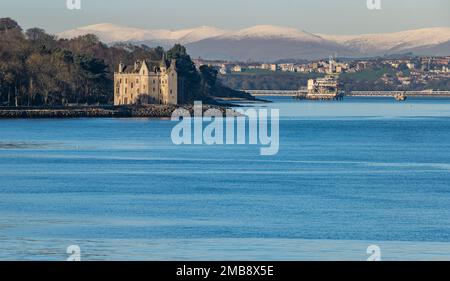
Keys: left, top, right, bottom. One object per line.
{"left": 0, "top": 104, "right": 240, "bottom": 119}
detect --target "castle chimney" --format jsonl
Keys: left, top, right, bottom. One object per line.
{"left": 118, "top": 62, "right": 124, "bottom": 73}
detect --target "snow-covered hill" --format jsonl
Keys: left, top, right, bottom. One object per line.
{"left": 58, "top": 23, "right": 229, "bottom": 45}
{"left": 320, "top": 27, "right": 450, "bottom": 55}
{"left": 216, "top": 25, "right": 323, "bottom": 41}
{"left": 59, "top": 24, "right": 450, "bottom": 61}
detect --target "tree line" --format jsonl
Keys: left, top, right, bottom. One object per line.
{"left": 0, "top": 18, "right": 247, "bottom": 107}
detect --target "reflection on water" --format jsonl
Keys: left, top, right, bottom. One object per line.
{"left": 0, "top": 142, "right": 62, "bottom": 149}
{"left": 240, "top": 96, "right": 450, "bottom": 118}
{"left": 1, "top": 97, "right": 450, "bottom": 260}
{"left": 2, "top": 237, "right": 450, "bottom": 261}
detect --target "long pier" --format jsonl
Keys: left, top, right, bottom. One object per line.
{"left": 244, "top": 90, "right": 450, "bottom": 98}
{"left": 244, "top": 90, "right": 307, "bottom": 96}
{"left": 348, "top": 91, "right": 450, "bottom": 97}
{"left": 244, "top": 89, "right": 343, "bottom": 100}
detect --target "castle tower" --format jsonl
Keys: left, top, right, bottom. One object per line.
{"left": 159, "top": 55, "right": 167, "bottom": 73}
{"left": 118, "top": 62, "right": 124, "bottom": 73}
{"left": 114, "top": 58, "right": 178, "bottom": 106}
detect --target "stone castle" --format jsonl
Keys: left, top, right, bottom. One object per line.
{"left": 114, "top": 59, "right": 178, "bottom": 105}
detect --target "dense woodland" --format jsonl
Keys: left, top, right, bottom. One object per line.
{"left": 0, "top": 18, "right": 250, "bottom": 107}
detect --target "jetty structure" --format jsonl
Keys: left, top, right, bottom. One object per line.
{"left": 245, "top": 75, "right": 345, "bottom": 101}
{"left": 246, "top": 89, "right": 450, "bottom": 100}
{"left": 394, "top": 92, "right": 407, "bottom": 101}
{"left": 296, "top": 57, "right": 344, "bottom": 101}
{"left": 300, "top": 75, "right": 344, "bottom": 100}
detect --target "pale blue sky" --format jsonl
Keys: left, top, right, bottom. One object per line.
{"left": 1, "top": 0, "right": 449, "bottom": 34}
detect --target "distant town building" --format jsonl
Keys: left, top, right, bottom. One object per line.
{"left": 398, "top": 76, "right": 411, "bottom": 85}
{"left": 433, "top": 57, "right": 450, "bottom": 65}
{"left": 261, "top": 63, "right": 270, "bottom": 70}
{"left": 114, "top": 59, "right": 178, "bottom": 106}
{"left": 356, "top": 61, "right": 369, "bottom": 71}
{"left": 407, "top": 63, "right": 416, "bottom": 70}
{"left": 279, "top": 63, "right": 295, "bottom": 72}
{"left": 219, "top": 64, "right": 230, "bottom": 75}
{"left": 232, "top": 65, "right": 243, "bottom": 72}
{"left": 192, "top": 58, "right": 206, "bottom": 69}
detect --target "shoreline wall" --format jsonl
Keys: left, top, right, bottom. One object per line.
{"left": 0, "top": 105, "right": 235, "bottom": 119}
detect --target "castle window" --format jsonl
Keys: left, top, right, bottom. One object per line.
{"left": 131, "top": 83, "right": 134, "bottom": 89}
{"left": 125, "top": 88, "right": 127, "bottom": 94}
{"left": 136, "top": 79, "right": 139, "bottom": 84}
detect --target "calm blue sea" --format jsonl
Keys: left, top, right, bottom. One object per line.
{"left": 1, "top": 96, "right": 450, "bottom": 261}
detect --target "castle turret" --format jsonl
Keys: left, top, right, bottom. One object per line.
{"left": 118, "top": 62, "right": 124, "bottom": 73}
{"left": 159, "top": 59, "right": 167, "bottom": 73}
{"left": 170, "top": 59, "right": 177, "bottom": 70}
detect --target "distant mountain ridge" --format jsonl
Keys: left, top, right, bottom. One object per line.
{"left": 59, "top": 24, "right": 450, "bottom": 61}
{"left": 320, "top": 27, "right": 450, "bottom": 56}
{"left": 59, "top": 23, "right": 229, "bottom": 46}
